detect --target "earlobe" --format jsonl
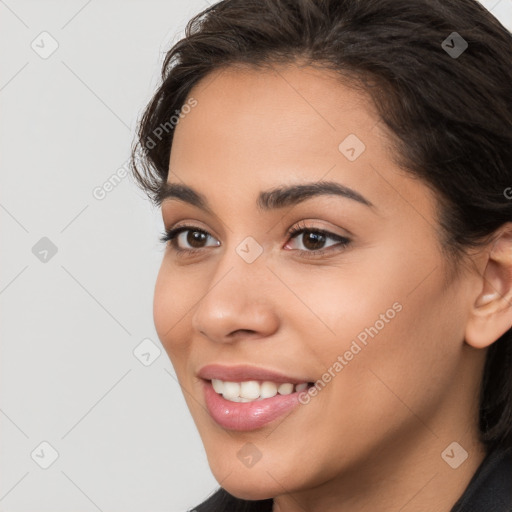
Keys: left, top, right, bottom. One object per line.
{"left": 465, "top": 223, "right": 512, "bottom": 349}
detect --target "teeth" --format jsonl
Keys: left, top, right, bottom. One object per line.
{"left": 240, "top": 380, "right": 261, "bottom": 399}
{"left": 260, "top": 381, "right": 278, "bottom": 398}
{"left": 222, "top": 381, "right": 240, "bottom": 400}
{"left": 211, "top": 379, "right": 224, "bottom": 394}
{"left": 277, "top": 383, "right": 294, "bottom": 395}
{"left": 211, "top": 379, "right": 309, "bottom": 402}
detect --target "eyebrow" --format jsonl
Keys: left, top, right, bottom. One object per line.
{"left": 157, "top": 180, "right": 375, "bottom": 213}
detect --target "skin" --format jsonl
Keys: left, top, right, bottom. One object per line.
{"left": 153, "top": 63, "right": 512, "bottom": 512}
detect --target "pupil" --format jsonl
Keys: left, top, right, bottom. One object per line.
{"left": 188, "top": 230, "right": 206, "bottom": 248}
{"left": 304, "top": 231, "right": 325, "bottom": 250}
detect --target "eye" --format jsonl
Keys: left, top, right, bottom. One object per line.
{"left": 159, "top": 221, "right": 352, "bottom": 259}
{"left": 284, "top": 221, "right": 351, "bottom": 257}
{"left": 159, "top": 225, "right": 220, "bottom": 254}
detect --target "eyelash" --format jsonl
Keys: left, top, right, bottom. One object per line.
{"left": 159, "top": 220, "right": 351, "bottom": 259}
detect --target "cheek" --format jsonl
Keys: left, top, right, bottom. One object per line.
{"left": 282, "top": 247, "right": 463, "bottom": 420}
{"left": 319, "top": 264, "right": 463, "bottom": 432}
{"left": 271, "top": 252, "right": 406, "bottom": 358}
{"left": 153, "top": 259, "right": 198, "bottom": 359}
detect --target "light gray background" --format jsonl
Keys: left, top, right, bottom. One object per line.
{"left": 1, "top": 1, "right": 511, "bottom": 511}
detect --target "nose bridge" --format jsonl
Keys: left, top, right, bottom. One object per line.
{"left": 190, "top": 237, "right": 279, "bottom": 342}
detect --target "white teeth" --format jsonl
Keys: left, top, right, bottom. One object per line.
{"left": 222, "top": 381, "right": 240, "bottom": 399}
{"left": 211, "top": 378, "right": 223, "bottom": 394}
{"left": 211, "top": 379, "right": 309, "bottom": 402}
{"left": 260, "top": 381, "right": 278, "bottom": 398}
{"left": 240, "top": 380, "right": 261, "bottom": 399}
{"left": 277, "top": 383, "right": 294, "bottom": 395}
{"left": 225, "top": 395, "right": 242, "bottom": 402}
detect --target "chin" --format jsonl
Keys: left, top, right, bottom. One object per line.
{"left": 219, "top": 481, "right": 277, "bottom": 501}
{"left": 208, "top": 460, "right": 286, "bottom": 500}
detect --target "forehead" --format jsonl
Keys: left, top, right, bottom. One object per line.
{"left": 172, "top": 63, "right": 379, "bottom": 157}
{"left": 167, "top": 63, "right": 436, "bottom": 222}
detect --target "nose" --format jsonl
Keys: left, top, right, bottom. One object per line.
{"left": 190, "top": 252, "right": 280, "bottom": 344}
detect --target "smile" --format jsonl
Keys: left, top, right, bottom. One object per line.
{"left": 203, "top": 380, "right": 312, "bottom": 431}
{"left": 211, "top": 378, "right": 310, "bottom": 402}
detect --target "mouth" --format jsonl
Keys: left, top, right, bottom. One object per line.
{"left": 197, "top": 363, "right": 316, "bottom": 430}
{"left": 208, "top": 378, "right": 315, "bottom": 403}
{"left": 200, "top": 377, "right": 315, "bottom": 431}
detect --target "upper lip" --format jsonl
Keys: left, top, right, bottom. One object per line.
{"left": 197, "top": 364, "right": 311, "bottom": 384}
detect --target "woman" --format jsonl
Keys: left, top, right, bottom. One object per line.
{"left": 130, "top": 0, "right": 512, "bottom": 510}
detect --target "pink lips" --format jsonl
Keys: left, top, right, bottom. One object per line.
{"left": 202, "top": 380, "right": 304, "bottom": 431}
{"left": 197, "top": 363, "right": 309, "bottom": 384}
{"left": 198, "top": 364, "right": 311, "bottom": 431}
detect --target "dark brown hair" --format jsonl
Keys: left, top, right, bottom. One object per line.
{"left": 130, "top": 0, "right": 512, "bottom": 509}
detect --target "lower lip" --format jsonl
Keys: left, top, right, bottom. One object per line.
{"left": 202, "top": 380, "right": 305, "bottom": 431}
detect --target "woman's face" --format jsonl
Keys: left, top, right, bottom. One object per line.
{"left": 153, "top": 64, "right": 482, "bottom": 500}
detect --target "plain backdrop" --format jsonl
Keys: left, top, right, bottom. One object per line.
{"left": 1, "top": 1, "right": 511, "bottom": 511}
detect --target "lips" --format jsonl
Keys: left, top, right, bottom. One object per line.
{"left": 202, "top": 380, "right": 307, "bottom": 430}
{"left": 197, "top": 363, "right": 311, "bottom": 384}
{"left": 197, "top": 363, "right": 315, "bottom": 431}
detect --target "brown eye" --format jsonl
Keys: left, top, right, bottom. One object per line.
{"left": 284, "top": 226, "right": 352, "bottom": 257}
{"left": 186, "top": 230, "right": 209, "bottom": 248}
{"left": 160, "top": 226, "right": 221, "bottom": 252}
{"left": 300, "top": 231, "right": 327, "bottom": 250}
{"left": 174, "top": 228, "right": 220, "bottom": 250}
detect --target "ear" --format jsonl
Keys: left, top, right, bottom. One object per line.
{"left": 465, "top": 223, "right": 512, "bottom": 349}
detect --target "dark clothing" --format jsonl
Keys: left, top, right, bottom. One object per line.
{"left": 450, "top": 444, "right": 512, "bottom": 512}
